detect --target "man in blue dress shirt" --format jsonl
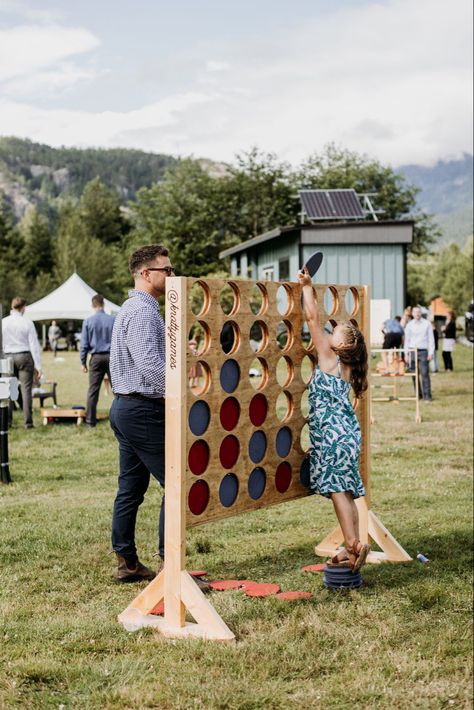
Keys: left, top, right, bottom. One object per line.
{"left": 80, "top": 294, "right": 115, "bottom": 427}
{"left": 109, "top": 244, "right": 174, "bottom": 583}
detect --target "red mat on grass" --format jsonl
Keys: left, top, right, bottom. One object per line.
{"left": 243, "top": 582, "right": 281, "bottom": 597}
{"left": 301, "top": 563, "right": 326, "bottom": 573}
{"left": 275, "top": 591, "right": 313, "bottom": 601}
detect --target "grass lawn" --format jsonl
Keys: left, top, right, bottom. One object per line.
{"left": 0, "top": 346, "right": 472, "bottom": 709}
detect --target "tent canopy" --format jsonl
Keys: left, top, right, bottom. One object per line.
{"left": 25, "top": 273, "right": 122, "bottom": 321}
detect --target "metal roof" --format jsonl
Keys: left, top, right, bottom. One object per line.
{"left": 219, "top": 220, "right": 414, "bottom": 258}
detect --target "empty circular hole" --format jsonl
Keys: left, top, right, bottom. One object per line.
{"left": 275, "top": 462, "right": 292, "bottom": 493}
{"left": 276, "top": 356, "right": 293, "bottom": 387}
{"left": 248, "top": 430, "right": 267, "bottom": 464}
{"left": 188, "top": 360, "right": 211, "bottom": 395}
{"left": 276, "top": 391, "right": 293, "bottom": 422}
{"left": 248, "top": 467, "right": 266, "bottom": 500}
{"left": 219, "top": 435, "right": 240, "bottom": 469}
{"left": 188, "top": 400, "right": 210, "bottom": 436}
{"left": 188, "top": 321, "right": 210, "bottom": 356}
{"left": 220, "top": 282, "right": 240, "bottom": 316}
{"left": 301, "top": 354, "right": 317, "bottom": 384}
{"left": 220, "top": 359, "right": 240, "bottom": 393}
{"left": 249, "top": 283, "right": 268, "bottom": 316}
{"left": 249, "top": 393, "right": 268, "bottom": 427}
{"left": 324, "top": 287, "right": 339, "bottom": 316}
{"left": 249, "top": 357, "right": 268, "bottom": 390}
{"left": 276, "top": 284, "right": 293, "bottom": 316}
{"left": 219, "top": 397, "right": 240, "bottom": 431}
{"left": 189, "top": 281, "right": 210, "bottom": 316}
{"left": 300, "top": 457, "right": 311, "bottom": 487}
{"left": 346, "top": 288, "right": 359, "bottom": 317}
{"left": 188, "top": 480, "right": 210, "bottom": 515}
{"left": 300, "top": 325, "right": 313, "bottom": 352}
{"left": 188, "top": 440, "right": 210, "bottom": 475}
{"left": 275, "top": 426, "right": 292, "bottom": 458}
{"left": 219, "top": 473, "right": 239, "bottom": 508}
{"left": 276, "top": 320, "right": 293, "bottom": 351}
{"left": 249, "top": 321, "right": 268, "bottom": 353}
{"left": 300, "top": 423, "right": 310, "bottom": 452}
{"left": 300, "top": 390, "right": 309, "bottom": 418}
{"left": 220, "top": 321, "right": 240, "bottom": 354}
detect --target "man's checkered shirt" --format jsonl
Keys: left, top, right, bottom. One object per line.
{"left": 110, "top": 289, "right": 165, "bottom": 397}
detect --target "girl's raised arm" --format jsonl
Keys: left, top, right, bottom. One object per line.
{"left": 296, "top": 269, "right": 335, "bottom": 368}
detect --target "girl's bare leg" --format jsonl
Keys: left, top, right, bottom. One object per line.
{"left": 330, "top": 492, "right": 359, "bottom": 563}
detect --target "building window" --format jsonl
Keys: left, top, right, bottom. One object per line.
{"left": 262, "top": 266, "right": 274, "bottom": 281}
{"left": 278, "top": 258, "right": 290, "bottom": 282}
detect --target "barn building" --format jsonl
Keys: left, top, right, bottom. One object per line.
{"left": 219, "top": 190, "right": 414, "bottom": 319}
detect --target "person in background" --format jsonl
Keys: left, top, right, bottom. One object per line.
{"left": 1, "top": 296, "right": 42, "bottom": 428}
{"left": 48, "top": 320, "right": 61, "bottom": 358}
{"left": 381, "top": 315, "right": 405, "bottom": 370}
{"left": 404, "top": 306, "right": 435, "bottom": 402}
{"left": 442, "top": 310, "right": 456, "bottom": 371}
{"left": 80, "top": 294, "right": 115, "bottom": 427}
{"left": 430, "top": 319, "right": 439, "bottom": 373}
{"left": 400, "top": 307, "right": 412, "bottom": 329}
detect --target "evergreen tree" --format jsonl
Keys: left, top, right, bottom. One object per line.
{"left": 80, "top": 177, "right": 129, "bottom": 245}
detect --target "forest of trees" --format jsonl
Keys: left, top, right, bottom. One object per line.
{"left": 1, "top": 143, "right": 471, "bottom": 316}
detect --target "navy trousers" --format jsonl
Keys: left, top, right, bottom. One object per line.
{"left": 410, "top": 349, "right": 432, "bottom": 401}
{"left": 110, "top": 395, "right": 165, "bottom": 562}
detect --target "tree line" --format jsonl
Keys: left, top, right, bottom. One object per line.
{"left": 2, "top": 143, "right": 467, "bottom": 315}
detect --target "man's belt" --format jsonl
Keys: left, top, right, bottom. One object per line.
{"left": 115, "top": 392, "right": 164, "bottom": 403}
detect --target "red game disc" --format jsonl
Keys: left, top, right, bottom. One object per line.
{"left": 275, "top": 591, "right": 313, "bottom": 601}
{"left": 244, "top": 582, "right": 281, "bottom": 597}
{"left": 209, "top": 580, "right": 246, "bottom": 591}
{"left": 301, "top": 563, "right": 326, "bottom": 573}
{"left": 249, "top": 393, "right": 268, "bottom": 427}
{"left": 188, "top": 440, "right": 210, "bottom": 475}
{"left": 150, "top": 601, "right": 164, "bottom": 615}
{"left": 189, "top": 570, "right": 208, "bottom": 578}
{"left": 219, "top": 435, "right": 240, "bottom": 469}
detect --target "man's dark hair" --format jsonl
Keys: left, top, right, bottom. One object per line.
{"left": 11, "top": 296, "right": 27, "bottom": 311}
{"left": 92, "top": 294, "right": 104, "bottom": 308}
{"left": 395, "top": 315, "right": 401, "bottom": 322}
{"left": 129, "top": 244, "right": 169, "bottom": 276}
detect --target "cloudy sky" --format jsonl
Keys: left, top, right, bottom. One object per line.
{"left": 0, "top": 0, "right": 472, "bottom": 166}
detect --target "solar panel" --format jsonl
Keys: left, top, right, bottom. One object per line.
{"left": 299, "top": 189, "right": 364, "bottom": 220}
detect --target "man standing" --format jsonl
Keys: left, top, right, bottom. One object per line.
{"left": 1, "top": 296, "right": 42, "bottom": 428}
{"left": 109, "top": 245, "right": 174, "bottom": 583}
{"left": 80, "top": 294, "right": 115, "bottom": 427}
{"left": 404, "top": 306, "right": 435, "bottom": 402}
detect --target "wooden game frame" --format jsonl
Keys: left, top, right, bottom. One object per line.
{"left": 118, "top": 277, "right": 411, "bottom": 641}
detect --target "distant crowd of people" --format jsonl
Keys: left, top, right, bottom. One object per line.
{"left": 381, "top": 305, "right": 457, "bottom": 402}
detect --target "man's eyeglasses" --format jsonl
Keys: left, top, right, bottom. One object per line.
{"left": 143, "top": 267, "right": 175, "bottom": 276}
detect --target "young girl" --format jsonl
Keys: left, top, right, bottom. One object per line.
{"left": 297, "top": 267, "right": 370, "bottom": 572}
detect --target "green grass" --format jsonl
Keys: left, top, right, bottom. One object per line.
{"left": 1, "top": 347, "right": 472, "bottom": 709}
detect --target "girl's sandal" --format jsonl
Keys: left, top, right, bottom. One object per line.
{"left": 347, "top": 541, "right": 371, "bottom": 573}
{"left": 325, "top": 552, "right": 352, "bottom": 568}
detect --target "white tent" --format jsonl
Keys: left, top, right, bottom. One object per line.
{"left": 25, "top": 272, "right": 122, "bottom": 321}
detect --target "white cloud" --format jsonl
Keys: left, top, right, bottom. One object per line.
{"left": 0, "top": 0, "right": 471, "bottom": 165}
{"left": 0, "top": 23, "right": 100, "bottom": 94}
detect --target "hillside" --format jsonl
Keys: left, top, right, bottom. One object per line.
{"left": 399, "top": 153, "right": 473, "bottom": 247}
{"left": 0, "top": 136, "right": 176, "bottom": 217}
{"left": 0, "top": 137, "right": 472, "bottom": 248}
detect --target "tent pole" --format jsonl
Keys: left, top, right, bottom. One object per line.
{"left": 42, "top": 323, "right": 46, "bottom": 350}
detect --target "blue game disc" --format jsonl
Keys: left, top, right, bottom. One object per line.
{"left": 275, "top": 426, "right": 292, "bottom": 458}
{"left": 248, "top": 430, "right": 267, "bottom": 464}
{"left": 248, "top": 467, "right": 266, "bottom": 500}
{"left": 188, "top": 400, "right": 210, "bottom": 436}
{"left": 219, "top": 473, "right": 239, "bottom": 508}
{"left": 220, "top": 359, "right": 240, "bottom": 393}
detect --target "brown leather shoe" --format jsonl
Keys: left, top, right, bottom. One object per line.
{"left": 114, "top": 554, "right": 156, "bottom": 583}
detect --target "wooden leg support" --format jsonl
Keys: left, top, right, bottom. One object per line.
{"left": 118, "top": 570, "right": 235, "bottom": 641}
{"left": 314, "top": 497, "right": 412, "bottom": 564}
